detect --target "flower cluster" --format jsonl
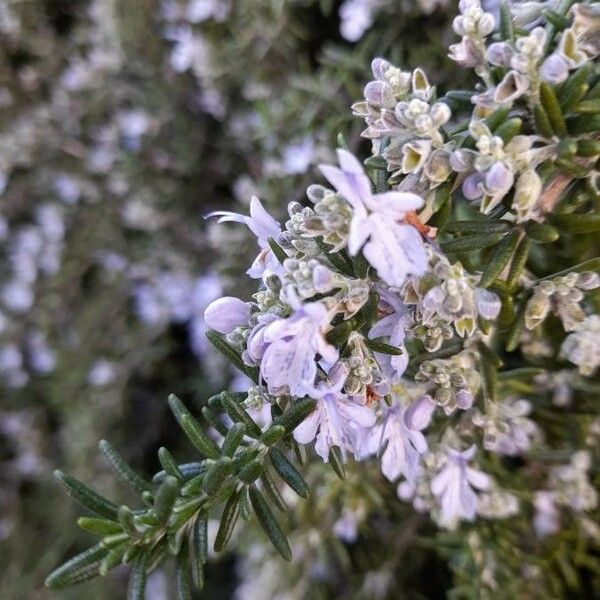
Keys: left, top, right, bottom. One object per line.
{"left": 48, "top": 2, "right": 600, "bottom": 598}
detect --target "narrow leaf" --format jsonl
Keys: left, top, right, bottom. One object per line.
{"left": 77, "top": 517, "right": 121, "bottom": 536}
{"left": 272, "top": 398, "right": 317, "bottom": 433}
{"left": 238, "top": 458, "right": 264, "bottom": 484}
{"left": 506, "top": 308, "right": 526, "bottom": 352}
{"left": 45, "top": 543, "right": 106, "bottom": 589}
{"left": 261, "top": 466, "right": 288, "bottom": 513}
{"left": 159, "top": 447, "right": 183, "bottom": 480}
{"left": 201, "top": 406, "right": 229, "bottom": 436}
{"left": 99, "top": 544, "right": 127, "bottom": 576}
{"left": 202, "top": 457, "right": 234, "bottom": 495}
{"left": 549, "top": 213, "right": 600, "bottom": 233}
{"left": 533, "top": 104, "right": 554, "bottom": 138}
{"left": 540, "top": 82, "right": 567, "bottom": 136}
{"left": 205, "top": 330, "right": 259, "bottom": 381}
{"left": 267, "top": 237, "right": 288, "bottom": 264}
{"left": 525, "top": 222, "right": 560, "bottom": 243}
{"left": 222, "top": 423, "right": 246, "bottom": 457}
{"left": 269, "top": 447, "right": 309, "bottom": 498}
{"left": 176, "top": 551, "right": 192, "bottom": 600}
{"left": 168, "top": 394, "right": 221, "bottom": 459}
{"left": 494, "top": 117, "right": 522, "bottom": 144}
{"left": 365, "top": 338, "right": 404, "bottom": 356}
{"left": 248, "top": 486, "right": 292, "bottom": 560}
{"left": 219, "top": 392, "right": 262, "bottom": 438}
{"left": 500, "top": 1, "right": 515, "bottom": 41}
{"left": 99, "top": 440, "right": 153, "bottom": 494}
{"left": 214, "top": 490, "right": 241, "bottom": 552}
{"left": 261, "top": 424, "right": 286, "bottom": 446}
{"left": 127, "top": 555, "right": 147, "bottom": 600}
{"left": 154, "top": 476, "right": 179, "bottom": 523}
{"left": 506, "top": 236, "right": 531, "bottom": 288}
{"left": 479, "top": 230, "right": 520, "bottom": 288}
{"left": 439, "top": 233, "right": 505, "bottom": 253}
{"left": 444, "top": 220, "right": 510, "bottom": 235}
{"left": 328, "top": 446, "right": 346, "bottom": 480}
{"left": 54, "top": 471, "right": 119, "bottom": 520}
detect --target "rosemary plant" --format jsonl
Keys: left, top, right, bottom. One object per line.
{"left": 48, "top": 2, "right": 600, "bottom": 598}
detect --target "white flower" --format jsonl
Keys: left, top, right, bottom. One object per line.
{"left": 377, "top": 396, "right": 435, "bottom": 482}
{"left": 368, "top": 287, "right": 410, "bottom": 382}
{"left": 204, "top": 296, "right": 250, "bottom": 334}
{"left": 207, "top": 196, "right": 283, "bottom": 279}
{"left": 533, "top": 491, "right": 560, "bottom": 537}
{"left": 560, "top": 314, "right": 600, "bottom": 376}
{"left": 431, "top": 445, "right": 491, "bottom": 530}
{"left": 293, "top": 365, "right": 376, "bottom": 460}
{"left": 319, "top": 149, "right": 428, "bottom": 287}
{"left": 260, "top": 300, "right": 337, "bottom": 396}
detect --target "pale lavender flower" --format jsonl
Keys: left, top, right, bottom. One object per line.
{"left": 167, "top": 26, "right": 208, "bottom": 74}
{"left": 449, "top": 36, "right": 483, "bottom": 67}
{"left": 204, "top": 296, "right": 250, "bottom": 334}
{"left": 260, "top": 300, "right": 337, "bottom": 396}
{"left": 87, "top": 359, "right": 117, "bottom": 387}
{"left": 493, "top": 70, "right": 529, "bottom": 104}
{"left": 333, "top": 506, "right": 363, "bottom": 542}
{"left": 368, "top": 287, "right": 410, "bottom": 382}
{"left": 242, "top": 313, "right": 279, "bottom": 366}
{"left": 431, "top": 445, "right": 491, "bottom": 529}
{"left": 293, "top": 364, "right": 376, "bottom": 460}
{"left": 1, "top": 280, "right": 34, "bottom": 314}
{"left": 540, "top": 53, "right": 570, "bottom": 84}
{"left": 319, "top": 149, "right": 427, "bottom": 287}
{"left": 533, "top": 491, "right": 560, "bottom": 537}
{"left": 486, "top": 41, "right": 513, "bottom": 66}
{"left": 339, "top": 0, "right": 381, "bottom": 42}
{"left": 473, "top": 398, "right": 541, "bottom": 456}
{"left": 186, "top": 0, "right": 230, "bottom": 23}
{"left": 281, "top": 137, "right": 315, "bottom": 175}
{"left": 26, "top": 332, "right": 56, "bottom": 375}
{"left": 207, "top": 196, "right": 283, "bottom": 279}
{"left": 375, "top": 396, "right": 435, "bottom": 483}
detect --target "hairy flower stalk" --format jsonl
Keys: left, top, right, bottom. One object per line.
{"left": 48, "top": 3, "right": 600, "bottom": 598}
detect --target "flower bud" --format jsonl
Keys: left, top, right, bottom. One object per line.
{"left": 204, "top": 296, "right": 249, "bottom": 334}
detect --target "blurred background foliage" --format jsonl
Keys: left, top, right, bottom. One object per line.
{"left": 0, "top": 0, "right": 467, "bottom": 597}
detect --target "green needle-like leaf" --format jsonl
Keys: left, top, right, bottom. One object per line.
{"left": 214, "top": 490, "right": 241, "bottom": 552}
{"left": 176, "top": 555, "right": 192, "bottom": 600}
{"left": 328, "top": 446, "right": 346, "bottom": 480}
{"left": 205, "top": 330, "right": 259, "bottom": 381}
{"left": 46, "top": 543, "right": 106, "bottom": 589}
{"left": 549, "top": 213, "right": 600, "bottom": 234}
{"left": 248, "top": 485, "right": 292, "bottom": 561}
{"left": 269, "top": 447, "right": 309, "bottom": 498}
{"left": 127, "top": 555, "right": 147, "bottom": 600}
{"left": 261, "top": 424, "right": 286, "bottom": 446}
{"left": 540, "top": 82, "right": 567, "bottom": 136}
{"left": 219, "top": 392, "right": 262, "bottom": 438}
{"left": 506, "top": 237, "right": 531, "bottom": 288}
{"left": 272, "top": 398, "right": 317, "bottom": 433}
{"left": 168, "top": 395, "right": 221, "bottom": 459}
{"left": 54, "top": 470, "right": 119, "bottom": 520}
{"left": 99, "top": 440, "right": 154, "bottom": 494}
{"left": 159, "top": 447, "right": 183, "bottom": 480}
{"left": 479, "top": 230, "right": 520, "bottom": 288}
{"left": 154, "top": 476, "right": 179, "bottom": 523}
{"left": 222, "top": 422, "right": 246, "bottom": 457}
{"left": 202, "top": 457, "right": 234, "bottom": 495}
{"left": 439, "top": 233, "right": 505, "bottom": 254}
{"left": 77, "top": 517, "right": 122, "bottom": 535}
{"left": 267, "top": 237, "right": 288, "bottom": 264}
{"left": 365, "top": 337, "right": 404, "bottom": 356}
